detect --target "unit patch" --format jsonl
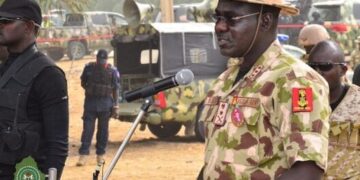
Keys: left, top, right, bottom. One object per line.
{"left": 292, "top": 88, "right": 313, "bottom": 112}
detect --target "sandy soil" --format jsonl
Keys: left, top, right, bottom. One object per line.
{"left": 56, "top": 56, "right": 204, "bottom": 180}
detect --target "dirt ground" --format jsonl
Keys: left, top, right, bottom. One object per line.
{"left": 56, "top": 56, "right": 204, "bottom": 180}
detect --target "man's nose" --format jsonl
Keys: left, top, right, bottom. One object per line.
{"left": 215, "top": 20, "right": 229, "bottom": 33}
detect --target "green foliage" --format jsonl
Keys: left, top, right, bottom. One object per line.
{"left": 37, "top": 0, "right": 92, "bottom": 13}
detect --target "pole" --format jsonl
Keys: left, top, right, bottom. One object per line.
{"left": 102, "top": 98, "right": 153, "bottom": 180}
{"left": 160, "top": 0, "right": 174, "bottom": 22}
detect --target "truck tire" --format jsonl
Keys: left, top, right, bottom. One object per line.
{"left": 67, "top": 41, "right": 86, "bottom": 60}
{"left": 47, "top": 48, "right": 64, "bottom": 61}
{"left": 195, "top": 103, "right": 205, "bottom": 142}
{"left": 147, "top": 122, "right": 182, "bottom": 139}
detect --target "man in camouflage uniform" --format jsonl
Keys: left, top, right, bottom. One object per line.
{"left": 199, "top": 0, "right": 331, "bottom": 179}
{"left": 308, "top": 40, "right": 360, "bottom": 179}
{"left": 298, "top": 24, "right": 330, "bottom": 62}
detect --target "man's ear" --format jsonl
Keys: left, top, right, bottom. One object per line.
{"left": 340, "top": 64, "right": 348, "bottom": 76}
{"left": 260, "top": 13, "right": 274, "bottom": 31}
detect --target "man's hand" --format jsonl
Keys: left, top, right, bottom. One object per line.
{"left": 111, "top": 105, "right": 119, "bottom": 118}
{"left": 276, "top": 161, "right": 323, "bottom": 180}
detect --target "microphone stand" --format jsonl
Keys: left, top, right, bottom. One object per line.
{"left": 102, "top": 98, "right": 153, "bottom": 180}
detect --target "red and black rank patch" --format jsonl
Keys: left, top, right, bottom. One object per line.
{"left": 292, "top": 88, "right": 313, "bottom": 112}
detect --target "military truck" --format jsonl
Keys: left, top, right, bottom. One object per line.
{"left": 310, "top": 0, "right": 360, "bottom": 53}
{"left": 278, "top": 0, "right": 360, "bottom": 52}
{"left": 37, "top": 11, "right": 127, "bottom": 61}
{"left": 112, "top": 23, "right": 227, "bottom": 140}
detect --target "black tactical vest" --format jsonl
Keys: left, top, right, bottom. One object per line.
{"left": 85, "top": 63, "right": 113, "bottom": 97}
{"left": 0, "top": 46, "right": 56, "bottom": 164}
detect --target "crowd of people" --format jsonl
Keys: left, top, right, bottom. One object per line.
{"left": 1, "top": 0, "right": 360, "bottom": 179}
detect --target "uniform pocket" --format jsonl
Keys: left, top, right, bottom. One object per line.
{"left": 219, "top": 106, "right": 261, "bottom": 166}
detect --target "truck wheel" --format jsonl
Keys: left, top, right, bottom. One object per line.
{"left": 47, "top": 48, "right": 64, "bottom": 61}
{"left": 147, "top": 122, "right": 182, "bottom": 139}
{"left": 195, "top": 103, "right": 205, "bottom": 142}
{"left": 67, "top": 41, "right": 86, "bottom": 60}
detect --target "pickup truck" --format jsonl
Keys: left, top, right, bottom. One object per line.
{"left": 37, "top": 11, "right": 127, "bottom": 61}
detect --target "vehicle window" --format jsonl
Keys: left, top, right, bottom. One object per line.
{"left": 161, "top": 33, "right": 227, "bottom": 77}
{"left": 109, "top": 15, "right": 127, "bottom": 26}
{"left": 51, "top": 15, "right": 64, "bottom": 27}
{"left": 189, "top": 48, "right": 207, "bottom": 63}
{"left": 354, "top": 3, "right": 360, "bottom": 20}
{"left": 91, "top": 14, "right": 108, "bottom": 25}
{"left": 140, "top": 49, "right": 159, "bottom": 64}
{"left": 313, "top": 5, "right": 341, "bottom": 21}
{"left": 64, "top": 14, "right": 84, "bottom": 26}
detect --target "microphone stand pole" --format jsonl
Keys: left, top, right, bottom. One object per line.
{"left": 102, "top": 98, "right": 153, "bottom": 180}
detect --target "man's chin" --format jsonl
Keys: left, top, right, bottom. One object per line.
{"left": 219, "top": 48, "right": 240, "bottom": 58}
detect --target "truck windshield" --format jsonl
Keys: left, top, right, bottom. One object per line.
{"left": 91, "top": 14, "right": 108, "bottom": 25}
{"left": 313, "top": 5, "right": 341, "bottom": 21}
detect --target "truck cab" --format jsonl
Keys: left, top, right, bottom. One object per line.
{"left": 37, "top": 11, "right": 127, "bottom": 61}
{"left": 112, "top": 23, "right": 228, "bottom": 140}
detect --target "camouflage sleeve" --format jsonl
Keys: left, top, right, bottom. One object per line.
{"left": 274, "top": 76, "right": 331, "bottom": 170}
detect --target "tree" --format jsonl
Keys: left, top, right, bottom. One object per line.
{"left": 37, "top": 0, "right": 92, "bottom": 14}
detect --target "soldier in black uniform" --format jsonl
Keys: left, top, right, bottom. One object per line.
{"left": 0, "top": 0, "right": 69, "bottom": 179}
{"left": 76, "top": 49, "right": 120, "bottom": 166}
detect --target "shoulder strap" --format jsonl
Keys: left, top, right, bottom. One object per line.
{"left": 13, "top": 52, "right": 55, "bottom": 86}
{"left": 0, "top": 45, "right": 38, "bottom": 88}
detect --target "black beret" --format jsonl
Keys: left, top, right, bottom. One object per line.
{"left": 97, "top": 49, "right": 108, "bottom": 60}
{"left": 0, "top": 0, "right": 42, "bottom": 26}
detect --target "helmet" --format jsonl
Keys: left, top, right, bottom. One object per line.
{"left": 96, "top": 49, "right": 108, "bottom": 60}
{"left": 298, "top": 24, "right": 330, "bottom": 47}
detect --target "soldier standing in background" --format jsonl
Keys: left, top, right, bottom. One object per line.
{"left": 309, "top": 11, "right": 324, "bottom": 25}
{"left": 198, "top": 0, "right": 331, "bottom": 179}
{"left": 76, "top": 49, "right": 120, "bottom": 166}
{"left": 298, "top": 24, "right": 330, "bottom": 61}
{"left": 0, "top": 0, "right": 69, "bottom": 179}
{"left": 308, "top": 40, "right": 360, "bottom": 179}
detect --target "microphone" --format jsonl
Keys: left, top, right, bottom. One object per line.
{"left": 125, "top": 69, "right": 194, "bottom": 102}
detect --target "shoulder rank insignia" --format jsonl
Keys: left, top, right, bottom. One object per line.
{"left": 292, "top": 88, "right": 313, "bottom": 112}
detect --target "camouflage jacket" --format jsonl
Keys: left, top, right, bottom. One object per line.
{"left": 200, "top": 41, "right": 331, "bottom": 180}
{"left": 325, "top": 84, "right": 360, "bottom": 179}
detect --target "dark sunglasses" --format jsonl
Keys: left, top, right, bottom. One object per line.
{"left": 307, "top": 62, "right": 346, "bottom": 72}
{"left": 211, "top": 12, "right": 260, "bottom": 26}
{"left": 0, "top": 17, "right": 25, "bottom": 25}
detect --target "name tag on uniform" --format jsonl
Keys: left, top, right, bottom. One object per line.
{"left": 231, "top": 96, "right": 260, "bottom": 108}
{"left": 214, "top": 102, "right": 228, "bottom": 126}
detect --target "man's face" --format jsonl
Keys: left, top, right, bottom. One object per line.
{"left": 0, "top": 17, "right": 27, "bottom": 46}
{"left": 214, "top": 0, "right": 260, "bottom": 57}
{"left": 308, "top": 49, "right": 347, "bottom": 90}
{"left": 97, "top": 58, "right": 107, "bottom": 66}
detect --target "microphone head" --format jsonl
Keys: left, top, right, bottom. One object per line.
{"left": 175, "top": 69, "right": 194, "bottom": 85}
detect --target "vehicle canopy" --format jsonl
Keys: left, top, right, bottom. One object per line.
{"left": 113, "top": 22, "right": 227, "bottom": 79}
